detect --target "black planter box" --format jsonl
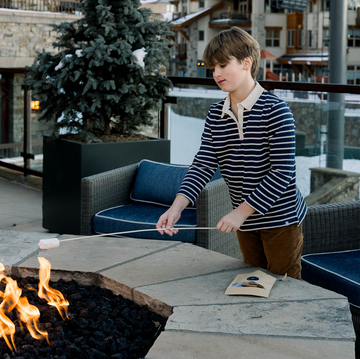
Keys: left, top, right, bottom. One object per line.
{"left": 43, "top": 136, "right": 170, "bottom": 234}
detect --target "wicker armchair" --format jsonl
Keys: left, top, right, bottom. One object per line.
{"left": 302, "top": 200, "right": 360, "bottom": 359}
{"left": 302, "top": 200, "right": 360, "bottom": 255}
{"left": 80, "top": 162, "right": 242, "bottom": 259}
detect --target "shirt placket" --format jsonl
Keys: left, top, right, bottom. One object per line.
{"left": 237, "top": 103, "right": 244, "bottom": 140}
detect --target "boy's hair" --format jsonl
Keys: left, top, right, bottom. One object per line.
{"left": 203, "top": 27, "right": 260, "bottom": 79}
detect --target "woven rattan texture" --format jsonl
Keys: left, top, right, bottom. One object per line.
{"left": 303, "top": 200, "right": 360, "bottom": 359}
{"left": 302, "top": 200, "right": 360, "bottom": 255}
{"left": 197, "top": 179, "right": 241, "bottom": 259}
{"left": 81, "top": 164, "right": 138, "bottom": 234}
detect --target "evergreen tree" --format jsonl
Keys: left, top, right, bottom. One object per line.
{"left": 25, "top": 0, "right": 173, "bottom": 141}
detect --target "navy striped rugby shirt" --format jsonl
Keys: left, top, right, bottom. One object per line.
{"left": 178, "top": 82, "right": 307, "bottom": 231}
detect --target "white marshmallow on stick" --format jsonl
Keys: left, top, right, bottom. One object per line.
{"left": 37, "top": 227, "right": 219, "bottom": 250}
{"left": 39, "top": 238, "right": 60, "bottom": 249}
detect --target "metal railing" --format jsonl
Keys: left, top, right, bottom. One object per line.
{"left": 168, "top": 77, "right": 360, "bottom": 94}
{"left": 1, "top": 78, "right": 360, "bottom": 179}
{"left": 0, "top": 85, "right": 43, "bottom": 177}
{"left": 0, "top": 0, "right": 80, "bottom": 14}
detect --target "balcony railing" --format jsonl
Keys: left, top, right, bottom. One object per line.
{"left": 0, "top": 0, "right": 80, "bottom": 14}
{"left": 1, "top": 79, "right": 360, "bottom": 181}
{"left": 163, "top": 78, "right": 360, "bottom": 200}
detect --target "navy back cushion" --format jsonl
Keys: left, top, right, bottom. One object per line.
{"left": 130, "top": 160, "right": 221, "bottom": 208}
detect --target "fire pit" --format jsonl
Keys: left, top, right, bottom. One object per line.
{"left": 0, "top": 259, "right": 170, "bottom": 359}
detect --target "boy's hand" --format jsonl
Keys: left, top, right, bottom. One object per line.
{"left": 156, "top": 195, "right": 190, "bottom": 236}
{"left": 156, "top": 207, "right": 181, "bottom": 236}
{"left": 217, "top": 202, "right": 255, "bottom": 233}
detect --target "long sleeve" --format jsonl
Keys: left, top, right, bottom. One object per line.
{"left": 245, "top": 101, "right": 296, "bottom": 215}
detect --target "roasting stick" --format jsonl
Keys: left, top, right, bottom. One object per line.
{"left": 38, "top": 227, "right": 219, "bottom": 249}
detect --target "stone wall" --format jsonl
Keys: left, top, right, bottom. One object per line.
{"left": 171, "top": 95, "right": 360, "bottom": 150}
{"left": 0, "top": 10, "right": 81, "bottom": 68}
{"left": 288, "top": 100, "right": 360, "bottom": 150}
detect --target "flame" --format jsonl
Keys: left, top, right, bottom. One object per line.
{"left": 0, "top": 258, "right": 69, "bottom": 351}
{"left": 0, "top": 275, "right": 51, "bottom": 351}
{"left": 37, "top": 257, "right": 69, "bottom": 320}
{"left": 0, "top": 277, "right": 20, "bottom": 351}
{"left": 17, "top": 296, "right": 50, "bottom": 344}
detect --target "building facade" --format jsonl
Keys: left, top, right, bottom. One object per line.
{"left": 168, "top": 0, "right": 360, "bottom": 83}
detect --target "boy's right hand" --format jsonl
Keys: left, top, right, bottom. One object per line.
{"left": 156, "top": 195, "right": 190, "bottom": 236}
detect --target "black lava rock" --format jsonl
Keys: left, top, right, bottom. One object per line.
{"left": 0, "top": 277, "right": 167, "bottom": 359}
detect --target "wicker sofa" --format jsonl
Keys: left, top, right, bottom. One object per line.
{"left": 301, "top": 200, "right": 360, "bottom": 359}
{"left": 80, "top": 160, "right": 242, "bottom": 259}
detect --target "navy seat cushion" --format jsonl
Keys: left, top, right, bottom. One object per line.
{"left": 130, "top": 159, "right": 222, "bottom": 208}
{"left": 93, "top": 203, "right": 197, "bottom": 243}
{"left": 301, "top": 249, "right": 360, "bottom": 307}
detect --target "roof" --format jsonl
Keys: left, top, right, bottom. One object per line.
{"left": 277, "top": 54, "right": 328, "bottom": 65}
{"left": 260, "top": 50, "right": 277, "bottom": 59}
{"left": 169, "top": 2, "right": 224, "bottom": 29}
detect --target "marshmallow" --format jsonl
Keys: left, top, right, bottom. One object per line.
{"left": 38, "top": 238, "right": 60, "bottom": 249}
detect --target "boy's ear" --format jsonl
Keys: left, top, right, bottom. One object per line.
{"left": 243, "top": 56, "right": 253, "bottom": 71}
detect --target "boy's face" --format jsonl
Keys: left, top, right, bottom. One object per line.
{"left": 211, "top": 57, "right": 252, "bottom": 94}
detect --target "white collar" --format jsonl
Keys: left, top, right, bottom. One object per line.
{"left": 221, "top": 82, "right": 264, "bottom": 118}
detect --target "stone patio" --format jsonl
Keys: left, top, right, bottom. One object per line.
{"left": 0, "top": 177, "right": 356, "bottom": 358}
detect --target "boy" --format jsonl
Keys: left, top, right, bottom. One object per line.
{"left": 156, "top": 27, "right": 307, "bottom": 280}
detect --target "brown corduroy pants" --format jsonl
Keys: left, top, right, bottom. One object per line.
{"left": 236, "top": 223, "right": 303, "bottom": 280}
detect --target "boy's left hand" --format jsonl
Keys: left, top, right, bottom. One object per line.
{"left": 217, "top": 202, "right": 255, "bottom": 233}
{"left": 217, "top": 209, "right": 246, "bottom": 233}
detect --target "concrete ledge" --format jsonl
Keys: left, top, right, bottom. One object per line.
{"left": 0, "top": 230, "right": 355, "bottom": 359}
{"left": 146, "top": 332, "right": 355, "bottom": 359}
{"left": 306, "top": 167, "right": 360, "bottom": 205}
{"left": 0, "top": 166, "right": 42, "bottom": 190}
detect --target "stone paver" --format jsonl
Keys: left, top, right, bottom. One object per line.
{"left": 101, "top": 242, "right": 245, "bottom": 287}
{"left": 146, "top": 332, "right": 355, "bottom": 359}
{"left": 20, "top": 235, "right": 181, "bottom": 273}
{"left": 135, "top": 267, "right": 346, "bottom": 307}
{"left": 0, "top": 229, "right": 53, "bottom": 265}
{"left": 0, "top": 177, "right": 42, "bottom": 230}
{"left": 166, "top": 299, "right": 353, "bottom": 339}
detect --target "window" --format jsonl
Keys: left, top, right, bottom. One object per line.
{"left": 323, "top": 0, "right": 330, "bottom": 11}
{"left": 239, "top": 0, "right": 248, "bottom": 13}
{"left": 323, "top": 28, "right": 330, "bottom": 47}
{"left": 199, "top": 0, "right": 204, "bottom": 8}
{"left": 298, "top": 29, "right": 303, "bottom": 47}
{"left": 264, "top": 0, "right": 285, "bottom": 13}
{"left": 308, "top": 30, "right": 312, "bottom": 47}
{"left": 199, "top": 30, "right": 204, "bottom": 41}
{"left": 348, "top": 28, "right": 360, "bottom": 47}
{"left": 348, "top": 0, "right": 360, "bottom": 10}
{"left": 347, "top": 65, "right": 355, "bottom": 84}
{"left": 348, "top": 65, "right": 360, "bottom": 84}
{"left": 266, "top": 29, "right": 280, "bottom": 47}
{"left": 287, "top": 29, "right": 294, "bottom": 47}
